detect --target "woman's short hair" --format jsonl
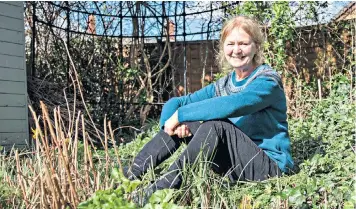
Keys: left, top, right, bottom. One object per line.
{"left": 217, "top": 16, "right": 265, "bottom": 70}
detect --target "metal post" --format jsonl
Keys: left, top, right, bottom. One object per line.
{"left": 66, "top": 2, "right": 71, "bottom": 87}
{"left": 171, "top": 1, "right": 178, "bottom": 97}
{"left": 118, "top": 1, "right": 123, "bottom": 132}
{"left": 183, "top": 2, "right": 187, "bottom": 95}
{"left": 119, "top": 1, "right": 123, "bottom": 60}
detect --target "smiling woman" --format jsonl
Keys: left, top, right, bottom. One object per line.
{"left": 223, "top": 28, "right": 257, "bottom": 77}
{"left": 218, "top": 16, "right": 265, "bottom": 77}
{"left": 123, "top": 16, "right": 294, "bottom": 206}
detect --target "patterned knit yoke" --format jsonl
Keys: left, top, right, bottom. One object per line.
{"left": 214, "top": 65, "right": 283, "bottom": 97}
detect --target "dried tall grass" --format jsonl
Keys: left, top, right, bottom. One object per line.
{"left": 1, "top": 102, "right": 122, "bottom": 208}
{"left": 0, "top": 42, "right": 124, "bottom": 209}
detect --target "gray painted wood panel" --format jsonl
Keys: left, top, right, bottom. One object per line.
{"left": 0, "top": 119, "right": 27, "bottom": 132}
{"left": 0, "top": 67, "right": 25, "bottom": 81}
{"left": 0, "top": 41, "right": 24, "bottom": 56}
{"left": 0, "top": 28, "right": 23, "bottom": 44}
{"left": 0, "top": 3, "right": 23, "bottom": 19}
{"left": 0, "top": 1, "right": 29, "bottom": 148}
{"left": 2, "top": 2, "right": 23, "bottom": 8}
{"left": 0, "top": 107, "right": 26, "bottom": 119}
{"left": 0, "top": 54, "right": 24, "bottom": 69}
{"left": 0, "top": 80, "right": 26, "bottom": 94}
{"left": 0, "top": 133, "right": 28, "bottom": 147}
{"left": 0, "top": 94, "right": 26, "bottom": 107}
{"left": 0, "top": 15, "right": 24, "bottom": 31}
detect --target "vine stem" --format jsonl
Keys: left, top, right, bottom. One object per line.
{"left": 62, "top": 40, "right": 105, "bottom": 147}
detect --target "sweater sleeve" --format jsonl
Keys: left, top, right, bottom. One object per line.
{"left": 159, "top": 83, "right": 215, "bottom": 128}
{"left": 177, "top": 76, "right": 282, "bottom": 122}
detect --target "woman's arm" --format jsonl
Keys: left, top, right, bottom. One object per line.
{"left": 159, "top": 83, "right": 215, "bottom": 128}
{"left": 177, "top": 76, "right": 283, "bottom": 123}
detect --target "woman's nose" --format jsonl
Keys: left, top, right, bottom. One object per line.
{"left": 233, "top": 45, "right": 242, "bottom": 53}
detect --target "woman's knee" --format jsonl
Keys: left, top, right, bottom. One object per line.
{"left": 200, "top": 120, "right": 221, "bottom": 127}
{"left": 199, "top": 120, "right": 231, "bottom": 130}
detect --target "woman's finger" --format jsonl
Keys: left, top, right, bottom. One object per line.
{"left": 182, "top": 125, "right": 191, "bottom": 137}
{"left": 173, "top": 128, "right": 179, "bottom": 136}
{"left": 180, "top": 125, "right": 186, "bottom": 138}
{"left": 185, "top": 127, "right": 190, "bottom": 137}
{"left": 175, "top": 125, "right": 183, "bottom": 138}
{"left": 173, "top": 124, "right": 192, "bottom": 138}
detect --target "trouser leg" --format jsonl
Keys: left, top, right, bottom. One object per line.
{"left": 221, "top": 121, "right": 281, "bottom": 183}
{"left": 127, "top": 122, "right": 201, "bottom": 179}
{"left": 155, "top": 120, "right": 281, "bottom": 190}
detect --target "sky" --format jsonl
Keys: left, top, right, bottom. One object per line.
{"left": 38, "top": 1, "right": 352, "bottom": 42}
{"left": 183, "top": 1, "right": 352, "bottom": 41}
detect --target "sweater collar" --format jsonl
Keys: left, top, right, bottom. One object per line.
{"left": 231, "top": 64, "right": 267, "bottom": 87}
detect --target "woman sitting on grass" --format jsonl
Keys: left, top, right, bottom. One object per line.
{"left": 124, "top": 15, "right": 294, "bottom": 205}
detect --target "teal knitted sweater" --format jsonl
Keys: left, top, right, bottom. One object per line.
{"left": 159, "top": 64, "right": 294, "bottom": 173}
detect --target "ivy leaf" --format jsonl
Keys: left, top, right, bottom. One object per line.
{"left": 288, "top": 188, "right": 306, "bottom": 205}
{"left": 123, "top": 180, "right": 141, "bottom": 193}
{"left": 149, "top": 189, "right": 175, "bottom": 204}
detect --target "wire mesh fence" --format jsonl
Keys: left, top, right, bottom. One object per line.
{"left": 24, "top": 2, "right": 354, "bottom": 133}
{"left": 25, "top": 1, "right": 240, "bottom": 132}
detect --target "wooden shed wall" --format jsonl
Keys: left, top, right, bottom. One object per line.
{"left": 0, "top": 1, "right": 29, "bottom": 149}
{"left": 171, "top": 40, "right": 220, "bottom": 93}
{"left": 171, "top": 20, "right": 353, "bottom": 95}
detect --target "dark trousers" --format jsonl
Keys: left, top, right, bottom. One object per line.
{"left": 128, "top": 120, "right": 281, "bottom": 189}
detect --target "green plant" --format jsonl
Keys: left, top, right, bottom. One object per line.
{"left": 79, "top": 168, "right": 188, "bottom": 209}
{"left": 78, "top": 72, "right": 355, "bottom": 208}
{"left": 2, "top": 73, "right": 354, "bottom": 208}
{"left": 0, "top": 154, "right": 22, "bottom": 208}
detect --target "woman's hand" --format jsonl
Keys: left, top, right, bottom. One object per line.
{"left": 174, "top": 124, "right": 192, "bottom": 138}
{"left": 164, "top": 111, "right": 180, "bottom": 135}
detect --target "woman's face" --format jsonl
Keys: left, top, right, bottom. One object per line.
{"left": 223, "top": 28, "right": 257, "bottom": 70}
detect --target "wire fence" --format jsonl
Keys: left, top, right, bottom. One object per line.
{"left": 25, "top": 2, "right": 354, "bottom": 133}
{"left": 25, "top": 1, "right": 239, "bottom": 132}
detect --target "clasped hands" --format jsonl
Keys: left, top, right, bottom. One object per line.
{"left": 164, "top": 111, "right": 192, "bottom": 138}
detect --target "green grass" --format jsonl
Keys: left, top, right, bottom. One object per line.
{"left": 0, "top": 74, "right": 354, "bottom": 209}
{"left": 79, "top": 74, "right": 355, "bottom": 208}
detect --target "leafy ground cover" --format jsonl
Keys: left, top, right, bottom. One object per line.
{"left": 79, "top": 74, "right": 356, "bottom": 208}
{"left": 0, "top": 74, "right": 354, "bottom": 209}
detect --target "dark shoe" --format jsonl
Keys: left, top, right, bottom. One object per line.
{"left": 123, "top": 166, "right": 142, "bottom": 181}
{"left": 131, "top": 183, "right": 157, "bottom": 207}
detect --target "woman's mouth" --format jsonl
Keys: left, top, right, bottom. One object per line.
{"left": 231, "top": 56, "right": 245, "bottom": 59}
